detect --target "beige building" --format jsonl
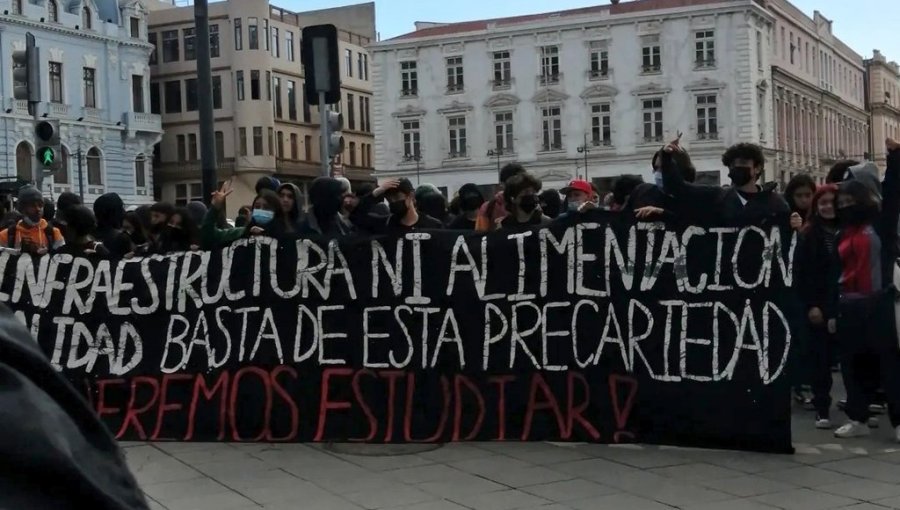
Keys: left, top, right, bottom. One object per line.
{"left": 767, "top": 0, "right": 868, "bottom": 184}
{"left": 865, "top": 50, "right": 900, "bottom": 168}
{"left": 146, "top": 0, "right": 375, "bottom": 214}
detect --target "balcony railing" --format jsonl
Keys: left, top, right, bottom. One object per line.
{"left": 14, "top": 100, "right": 29, "bottom": 115}
{"left": 697, "top": 131, "right": 719, "bottom": 140}
{"left": 82, "top": 107, "right": 104, "bottom": 121}
{"left": 446, "top": 83, "right": 464, "bottom": 94}
{"left": 446, "top": 150, "right": 468, "bottom": 159}
{"left": 641, "top": 63, "right": 662, "bottom": 74}
{"left": 592, "top": 139, "right": 613, "bottom": 147}
{"left": 400, "top": 88, "right": 418, "bottom": 98}
{"left": 47, "top": 102, "right": 70, "bottom": 116}
{"left": 538, "top": 73, "right": 562, "bottom": 86}
{"left": 695, "top": 58, "right": 716, "bottom": 69}
{"left": 124, "top": 111, "right": 162, "bottom": 133}
{"left": 588, "top": 69, "right": 610, "bottom": 80}
{"left": 539, "top": 143, "right": 564, "bottom": 152}
{"left": 492, "top": 78, "right": 512, "bottom": 90}
{"left": 643, "top": 135, "right": 664, "bottom": 143}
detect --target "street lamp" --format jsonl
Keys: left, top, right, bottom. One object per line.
{"left": 576, "top": 133, "right": 591, "bottom": 181}
{"left": 487, "top": 148, "right": 505, "bottom": 181}
{"left": 403, "top": 151, "right": 422, "bottom": 185}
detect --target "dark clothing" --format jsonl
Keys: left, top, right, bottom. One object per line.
{"left": 0, "top": 307, "right": 149, "bottom": 510}
{"left": 351, "top": 193, "right": 444, "bottom": 235}
{"left": 798, "top": 224, "right": 840, "bottom": 318}
{"left": 448, "top": 214, "right": 477, "bottom": 230}
{"left": 809, "top": 324, "right": 836, "bottom": 418}
{"left": 628, "top": 183, "right": 668, "bottom": 210}
{"left": 832, "top": 148, "right": 900, "bottom": 426}
{"left": 93, "top": 194, "right": 132, "bottom": 258}
{"left": 659, "top": 151, "right": 789, "bottom": 225}
{"left": 298, "top": 208, "right": 354, "bottom": 238}
{"left": 837, "top": 291, "right": 900, "bottom": 426}
{"left": 499, "top": 211, "right": 552, "bottom": 233}
{"left": 95, "top": 229, "right": 132, "bottom": 258}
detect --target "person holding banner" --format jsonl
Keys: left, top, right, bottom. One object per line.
{"left": 659, "top": 139, "right": 789, "bottom": 225}
{"left": 299, "top": 177, "right": 355, "bottom": 238}
{"left": 475, "top": 163, "right": 526, "bottom": 232}
{"left": 498, "top": 172, "right": 552, "bottom": 232}
{"left": 352, "top": 178, "right": 444, "bottom": 234}
{"left": 831, "top": 139, "right": 900, "bottom": 441}
{"left": 201, "top": 182, "right": 288, "bottom": 248}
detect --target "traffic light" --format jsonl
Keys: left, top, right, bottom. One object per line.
{"left": 12, "top": 32, "right": 40, "bottom": 102}
{"left": 325, "top": 111, "right": 344, "bottom": 159}
{"left": 34, "top": 120, "right": 61, "bottom": 172}
{"left": 301, "top": 24, "right": 341, "bottom": 105}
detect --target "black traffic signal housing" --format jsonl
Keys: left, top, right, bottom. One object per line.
{"left": 325, "top": 111, "right": 344, "bottom": 159}
{"left": 301, "top": 24, "right": 341, "bottom": 105}
{"left": 12, "top": 32, "right": 40, "bottom": 102}
{"left": 35, "top": 120, "right": 62, "bottom": 172}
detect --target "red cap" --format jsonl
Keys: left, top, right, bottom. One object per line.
{"left": 561, "top": 179, "right": 592, "bottom": 195}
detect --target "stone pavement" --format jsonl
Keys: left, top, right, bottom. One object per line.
{"left": 126, "top": 403, "right": 900, "bottom": 510}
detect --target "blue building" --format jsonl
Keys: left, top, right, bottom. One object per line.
{"left": 0, "top": 0, "right": 162, "bottom": 206}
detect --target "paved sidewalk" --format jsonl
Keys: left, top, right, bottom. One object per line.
{"left": 127, "top": 404, "right": 900, "bottom": 510}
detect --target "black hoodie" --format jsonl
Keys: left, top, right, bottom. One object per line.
{"left": 92, "top": 193, "right": 133, "bottom": 258}
{"left": 299, "top": 177, "right": 353, "bottom": 238}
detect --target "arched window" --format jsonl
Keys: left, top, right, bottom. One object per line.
{"left": 48, "top": 0, "right": 58, "bottom": 22}
{"left": 56, "top": 146, "right": 70, "bottom": 184}
{"left": 86, "top": 147, "right": 102, "bottom": 185}
{"left": 135, "top": 154, "right": 146, "bottom": 189}
{"left": 15, "top": 142, "right": 33, "bottom": 181}
{"left": 82, "top": 6, "right": 91, "bottom": 29}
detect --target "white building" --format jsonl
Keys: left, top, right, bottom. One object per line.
{"left": 0, "top": 0, "right": 162, "bottom": 206}
{"left": 371, "top": 0, "right": 775, "bottom": 197}
{"left": 768, "top": 0, "right": 868, "bottom": 183}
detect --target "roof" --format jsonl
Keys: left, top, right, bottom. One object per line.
{"left": 387, "top": 0, "right": 748, "bottom": 42}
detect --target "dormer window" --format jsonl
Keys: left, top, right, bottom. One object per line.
{"left": 82, "top": 6, "right": 92, "bottom": 29}
{"left": 48, "top": 0, "right": 59, "bottom": 22}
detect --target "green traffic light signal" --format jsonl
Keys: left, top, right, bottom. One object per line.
{"left": 37, "top": 146, "right": 55, "bottom": 167}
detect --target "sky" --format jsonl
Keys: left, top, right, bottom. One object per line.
{"left": 280, "top": 0, "right": 898, "bottom": 60}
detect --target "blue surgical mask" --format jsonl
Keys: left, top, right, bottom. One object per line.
{"left": 568, "top": 200, "right": 582, "bottom": 212}
{"left": 654, "top": 171, "right": 664, "bottom": 189}
{"left": 251, "top": 209, "right": 274, "bottom": 225}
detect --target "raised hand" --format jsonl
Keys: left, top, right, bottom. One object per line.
{"left": 887, "top": 138, "right": 899, "bottom": 152}
{"left": 211, "top": 180, "right": 233, "bottom": 209}
{"left": 374, "top": 179, "right": 401, "bottom": 198}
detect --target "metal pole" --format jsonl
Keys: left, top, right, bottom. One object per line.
{"left": 319, "top": 91, "right": 329, "bottom": 176}
{"left": 416, "top": 158, "right": 420, "bottom": 185}
{"left": 496, "top": 151, "right": 501, "bottom": 181}
{"left": 194, "top": 0, "right": 217, "bottom": 204}
{"left": 77, "top": 147, "right": 84, "bottom": 202}
{"left": 583, "top": 134, "right": 589, "bottom": 182}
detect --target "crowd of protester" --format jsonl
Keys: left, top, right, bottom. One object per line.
{"left": 2, "top": 136, "right": 900, "bottom": 442}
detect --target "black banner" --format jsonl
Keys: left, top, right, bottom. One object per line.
{"left": 0, "top": 212, "right": 796, "bottom": 453}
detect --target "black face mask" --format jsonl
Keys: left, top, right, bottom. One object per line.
{"left": 729, "top": 166, "right": 754, "bottom": 187}
{"left": 518, "top": 195, "right": 538, "bottom": 214}
{"left": 460, "top": 194, "right": 482, "bottom": 212}
{"left": 389, "top": 200, "right": 408, "bottom": 218}
{"left": 316, "top": 195, "right": 342, "bottom": 218}
{"left": 837, "top": 204, "right": 870, "bottom": 226}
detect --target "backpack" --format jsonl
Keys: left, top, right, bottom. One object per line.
{"left": 7, "top": 221, "right": 57, "bottom": 253}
